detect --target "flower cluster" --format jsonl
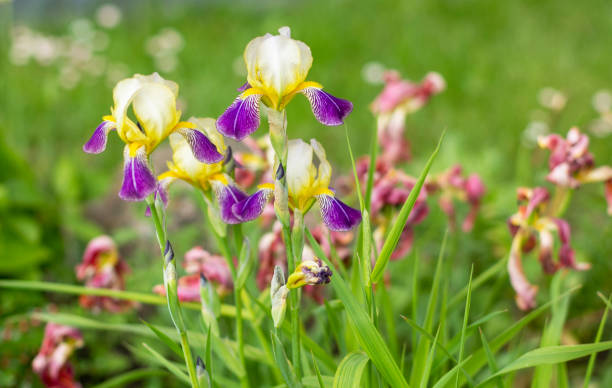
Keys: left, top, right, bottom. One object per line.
{"left": 32, "top": 323, "right": 84, "bottom": 388}
{"left": 371, "top": 70, "right": 446, "bottom": 164}
{"left": 504, "top": 123, "right": 612, "bottom": 310}
{"left": 154, "top": 246, "right": 233, "bottom": 301}
{"left": 506, "top": 187, "right": 590, "bottom": 310}
{"left": 75, "top": 236, "right": 135, "bottom": 313}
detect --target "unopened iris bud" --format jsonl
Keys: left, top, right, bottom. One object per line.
{"left": 196, "top": 356, "right": 211, "bottom": 388}
{"left": 270, "top": 266, "right": 289, "bottom": 328}
{"left": 164, "top": 240, "right": 174, "bottom": 266}
{"left": 199, "top": 273, "right": 220, "bottom": 335}
{"left": 286, "top": 258, "right": 332, "bottom": 289}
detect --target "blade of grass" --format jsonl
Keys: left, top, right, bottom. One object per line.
{"left": 90, "top": 368, "right": 167, "bottom": 388}
{"left": 410, "top": 229, "right": 448, "bottom": 388}
{"left": 433, "top": 286, "right": 581, "bottom": 388}
{"left": 583, "top": 292, "right": 612, "bottom": 388}
{"left": 448, "top": 258, "right": 508, "bottom": 308}
{"left": 364, "top": 119, "right": 379, "bottom": 211}
{"left": 307, "top": 229, "right": 408, "bottom": 388}
{"left": 271, "top": 331, "right": 302, "bottom": 388}
{"left": 420, "top": 327, "right": 441, "bottom": 388}
{"left": 0, "top": 279, "right": 242, "bottom": 317}
{"left": 371, "top": 131, "right": 444, "bottom": 283}
{"left": 324, "top": 299, "right": 347, "bottom": 355}
{"left": 311, "top": 351, "right": 326, "bottom": 388}
{"left": 142, "top": 342, "right": 190, "bottom": 385}
{"left": 455, "top": 265, "right": 474, "bottom": 387}
{"left": 332, "top": 352, "right": 369, "bottom": 388}
{"left": 479, "top": 341, "right": 612, "bottom": 385}
{"left": 478, "top": 328, "right": 503, "bottom": 388}
{"left": 142, "top": 319, "right": 183, "bottom": 358}
{"left": 532, "top": 272, "right": 570, "bottom": 387}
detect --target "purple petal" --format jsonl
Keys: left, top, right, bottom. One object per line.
{"left": 214, "top": 182, "right": 249, "bottom": 224}
{"left": 216, "top": 93, "right": 262, "bottom": 140}
{"left": 232, "top": 187, "right": 273, "bottom": 222}
{"left": 119, "top": 146, "right": 156, "bottom": 201}
{"left": 178, "top": 128, "right": 224, "bottom": 164}
{"left": 300, "top": 87, "right": 353, "bottom": 126}
{"left": 237, "top": 82, "right": 251, "bottom": 92}
{"left": 83, "top": 121, "right": 114, "bottom": 154}
{"left": 316, "top": 194, "right": 362, "bottom": 231}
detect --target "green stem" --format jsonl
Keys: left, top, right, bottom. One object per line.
{"left": 146, "top": 196, "right": 199, "bottom": 388}
{"left": 282, "top": 225, "right": 302, "bottom": 379}
{"left": 232, "top": 226, "right": 249, "bottom": 388}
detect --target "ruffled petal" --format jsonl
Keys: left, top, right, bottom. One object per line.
{"left": 299, "top": 86, "right": 353, "bottom": 126}
{"left": 118, "top": 145, "right": 156, "bottom": 201}
{"left": 177, "top": 127, "right": 224, "bottom": 164}
{"left": 216, "top": 92, "right": 262, "bottom": 140}
{"left": 211, "top": 180, "right": 249, "bottom": 224}
{"left": 316, "top": 194, "right": 362, "bottom": 231}
{"left": 83, "top": 121, "right": 115, "bottom": 154}
{"left": 232, "top": 185, "right": 274, "bottom": 222}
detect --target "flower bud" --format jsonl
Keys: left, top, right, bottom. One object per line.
{"left": 270, "top": 266, "right": 289, "bottom": 328}
{"left": 196, "top": 356, "right": 211, "bottom": 388}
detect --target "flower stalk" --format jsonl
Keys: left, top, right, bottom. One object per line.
{"left": 145, "top": 196, "right": 199, "bottom": 388}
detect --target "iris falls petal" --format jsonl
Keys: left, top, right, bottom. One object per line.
{"left": 316, "top": 194, "right": 361, "bottom": 231}
{"left": 300, "top": 87, "right": 353, "bottom": 126}
{"left": 83, "top": 121, "right": 115, "bottom": 154}
{"left": 177, "top": 128, "right": 224, "bottom": 164}
{"left": 213, "top": 181, "right": 249, "bottom": 224}
{"left": 216, "top": 93, "right": 262, "bottom": 140}
{"left": 232, "top": 186, "right": 273, "bottom": 222}
{"left": 119, "top": 146, "right": 157, "bottom": 201}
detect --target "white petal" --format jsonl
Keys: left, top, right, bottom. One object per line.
{"left": 286, "top": 139, "right": 313, "bottom": 197}
{"left": 244, "top": 30, "right": 312, "bottom": 102}
{"left": 310, "top": 138, "right": 331, "bottom": 189}
{"left": 132, "top": 83, "right": 178, "bottom": 145}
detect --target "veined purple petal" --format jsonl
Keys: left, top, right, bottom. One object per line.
{"left": 178, "top": 128, "right": 224, "bottom": 164}
{"left": 232, "top": 187, "right": 273, "bottom": 222}
{"left": 214, "top": 182, "right": 249, "bottom": 224}
{"left": 300, "top": 87, "right": 353, "bottom": 126}
{"left": 216, "top": 93, "right": 262, "bottom": 141}
{"left": 119, "top": 146, "right": 156, "bottom": 201}
{"left": 316, "top": 194, "right": 362, "bottom": 231}
{"left": 83, "top": 121, "right": 115, "bottom": 154}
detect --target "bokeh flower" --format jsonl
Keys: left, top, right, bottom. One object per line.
{"left": 75, "top": 235, "right": 135, "bottom": 313}
{"left": 83, "top": 73, "right": 223, "bottom": 201}
{"left": 538, "top": 127, "right": 612, "bottom": 214}
{"left": 217, "top": 27, "right": 353, "bottom": 140}
{"left": 371, "top": 70, "right": 445, "bottom": 164}
{"left": 507, "top": 187, "right": 589, "bottom": 310}
{"left": 154, "top": 246, "right": 232, "bottom": 301}
{"left": 32, "top": 323, "right": 84, "bottom": 388}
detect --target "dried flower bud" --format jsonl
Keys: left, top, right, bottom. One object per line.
{"left": 270, "top": 266, "right": 289, "bottom": 328}
{"left": 286, "top": 258, "right": 332, "bottom": 289}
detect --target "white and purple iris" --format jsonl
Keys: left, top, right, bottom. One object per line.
{"left": 83, "top": 73, "right": 223, "bottom": 201}
{"left": 212, "top": 138, "right": 361, "bottom": 231}
{"left": 216, "top": 27, "right": 353, "bottom": 140}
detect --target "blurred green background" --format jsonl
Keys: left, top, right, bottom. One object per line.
{"left": 2, "top": 0, "right": 612, "bottom": 386}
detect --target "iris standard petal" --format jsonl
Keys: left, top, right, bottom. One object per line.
{"left": 231, "top": 185, "right": 274, "bottom": 222}
{"left": 217, "top": 92, "right": 262, "bottom": 140}
{"left": 132, "top": 82, "right": 179, "bottom": 146}
{"left": 177, "top": 128, "right": 224, "bottom": 164}
{"left": 316, "top": 194, "right": 362, "bottom": 231}
{"left": 212, "top": 180, "right": 249, "bottom": 224}
{"left": 83, "top": 120, "right": 115, "bottom": 154}
{"left": 299, "top": 86, "right": 353, "bottom": 126}
{"left": 119, "top": 145, "right": 157, "bottom": 201}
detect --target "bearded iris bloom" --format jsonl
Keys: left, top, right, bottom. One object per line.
{"left": 217, "top": 27, "right": 353, "bottom": 140}
{"left": 218, "top": 138, "right": 361, "bottom": 231}
{"left": 83, "top": 73, "right": 223, "bottom": 201}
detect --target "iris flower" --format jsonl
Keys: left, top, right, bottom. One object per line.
{"left": 83, "top": 73, "right": 223, "bottom": 201}
{"left": 215, "top": 138, "right": 361, "bottom": 231}
{"left": 217, "top": 27, "right": 353, "bottom": 140}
